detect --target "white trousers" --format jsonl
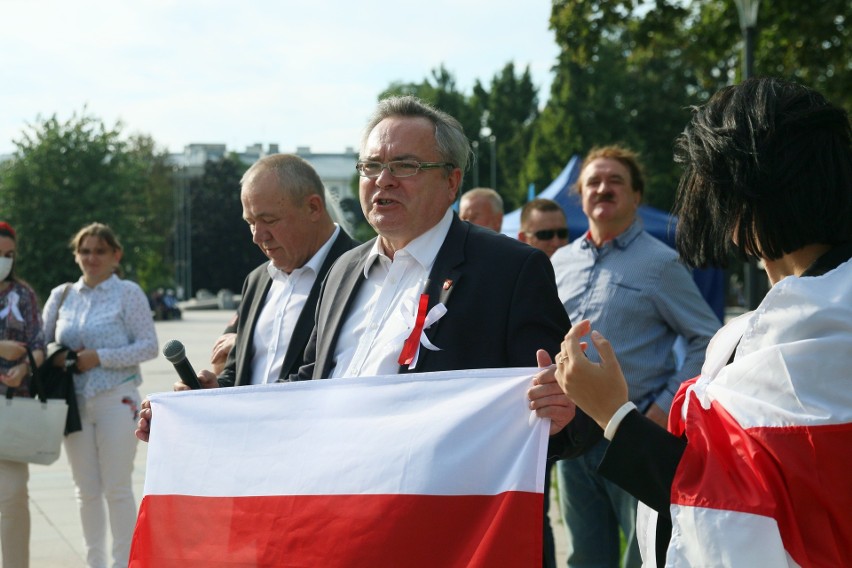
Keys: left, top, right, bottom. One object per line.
{"left": 64, "top": 382, "right": 140, "bottom": 568}
{"left": 0, "top": 458, "right": 29, "bottom": 568}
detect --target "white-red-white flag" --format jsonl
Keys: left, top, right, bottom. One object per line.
{"left": 661, "top": 261, "right": 852, "bottom": 567}
{"left": 129, "top": 368, "right": 549, "bottom": 568}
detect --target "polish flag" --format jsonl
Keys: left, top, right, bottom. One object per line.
{"left": 663, "top": 262, "right": 852, "bottom": 567}
{"left": 129, "top": 368, "right": 549, "bottom": 568}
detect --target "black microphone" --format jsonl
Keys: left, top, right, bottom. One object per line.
{"left": 162, "top": 339, "right": 201, "bottom": 390}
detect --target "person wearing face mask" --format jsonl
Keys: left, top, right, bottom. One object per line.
{"left": 42, "top": 222, "right": 157, "bottom": 568}
{"left": 0, "top": 221, "right": 46, "bottom": 568}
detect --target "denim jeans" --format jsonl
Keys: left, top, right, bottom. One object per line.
{"left": 556, "top": 438, "right": 641, "bottom": 568}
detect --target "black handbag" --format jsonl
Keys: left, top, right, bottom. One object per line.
{"left": 35, "top": 343, "right": 81, "bottom": 435}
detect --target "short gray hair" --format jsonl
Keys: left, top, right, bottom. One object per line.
{"left": 462, "top": 187, "right": 503, "bottom": 214}
{"left": 360, "top": 95, "right": 472, "bottom": 175}
{"left": 241, "top": 153, "right": 326, "bottom": 205}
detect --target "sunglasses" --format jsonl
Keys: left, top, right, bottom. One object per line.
{"left": 528, "top": 228, "right": 569, "bottom": 241}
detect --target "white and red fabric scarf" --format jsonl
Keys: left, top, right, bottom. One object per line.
{"left": 656, "top": 259, "right": 852, "bottom": 567}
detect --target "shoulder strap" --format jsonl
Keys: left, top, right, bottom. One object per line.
{"left": 57, "top": 282, "right": 71, "bottom": 309}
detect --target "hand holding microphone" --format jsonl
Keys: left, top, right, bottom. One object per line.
{"left": 162, "top": 339, "right": 202, "bottom": 390}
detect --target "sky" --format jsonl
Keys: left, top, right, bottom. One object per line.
{"left": 1, "top": 0, "right": 560, "bottom": 157}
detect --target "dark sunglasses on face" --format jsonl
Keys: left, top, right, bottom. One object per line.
{"left": 529, "top": 228, "right": 569, "bottom": 241}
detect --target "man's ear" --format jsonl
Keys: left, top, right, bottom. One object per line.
{"left": 446, "top": 168, "right": 462, "bottom": 203}
{"left": 306, "top": 194, "right": 324, "bottom": 219}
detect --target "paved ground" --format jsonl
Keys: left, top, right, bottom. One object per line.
{"left": 27, "top": 309, "right": 568, "bottom": 566}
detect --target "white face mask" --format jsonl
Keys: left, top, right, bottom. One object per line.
{"left": 0, "top": 257, "right": 13, "bottom": 281}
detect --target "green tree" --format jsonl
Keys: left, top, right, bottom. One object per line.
{"left": 531, "top": 0, "right": 850, "bottom": 213}
{"left": 187, "top": 155, "right": 265, "bottom": 295}
{"left": 687, "top": 0, "right": 850, "bottom": 110}
{"left": 472, "top": 63, "right": 540, "bottom": 209}
{"left": 527, "top": 0, "right": 698, "bottom": 210}
{"left": 119, "top": 134, "right": 177, "bottom": 291}
{"left": 0, "top": 110, "right": 174, "bottom": 301}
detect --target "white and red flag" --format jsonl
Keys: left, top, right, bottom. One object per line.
{"left": 129, "top": 368, "right": 549, "bottom": 568}
{"left": 659, "top": 261, "right": 852, "bottom": 567}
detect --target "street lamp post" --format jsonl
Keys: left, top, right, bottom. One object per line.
{"left": 479, "top": 125, "right": 497, "bottom": 191}
{"left": 479, "top": 111, "right": 497, "bottom": 191}
{"left": 735, "top": 0, "right": 759, "bottom": 78}
{"left": 734, "top": 0, "right": 761, "bottom": 309}
{"left": 471, "top": 141, "right": 480, "bottom": 187}
{"left": 488, "top": 134, "right": 497, "bottom": 191}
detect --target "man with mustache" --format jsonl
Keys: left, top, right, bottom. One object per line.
{"left": 550, "top": 146, "right": 719, "bottom": 568}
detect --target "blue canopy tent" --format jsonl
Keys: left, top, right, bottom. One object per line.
{"left": 500, "top": 155, "right": 726, "bottom": 322}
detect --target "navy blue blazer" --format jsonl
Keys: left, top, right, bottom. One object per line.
{"left": 296, "top": 215, "right": 600, "bottom": 458}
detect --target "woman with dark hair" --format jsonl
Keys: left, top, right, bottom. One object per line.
{"left": 0, "top": 221, "right": 46, "bottom": 568}
{"left": 552, "top": 77, "right": 851, "bottom": 566}
{"left": 42, "top": 222, "right": 158, "bottom": 568}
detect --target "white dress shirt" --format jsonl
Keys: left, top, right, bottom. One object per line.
{"left": 331, "top": 210, "right": 453, "bottom": 378}
{"left": 250, "top": 226, "right": 339, "bottom": 384}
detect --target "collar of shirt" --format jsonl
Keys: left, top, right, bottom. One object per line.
{"left": 581, "top": 217, "right": 644, "bottom": 251}
{"left": 266, "top": 224, "right": 341, "bottom": 283}
{"left": 73, "top": 273, "right": 120, "bottom": 293}
{"left": 362, "top": 209, "right": 454, "bottom": 278}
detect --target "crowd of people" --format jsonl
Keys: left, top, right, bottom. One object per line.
{"left": 1, "top": 75, "right": 849, "bottom": 567}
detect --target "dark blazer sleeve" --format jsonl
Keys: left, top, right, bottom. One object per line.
{"left": 597, "top": 409, "right": 686, "bottom": 513}
{"left": 597, "top": 409, "right": 687, "bottom": 566}
{"left": 547, "top": 410, "right": 603, "bottom": 462}
{"left": 217, "top": 265, "right": 271, "bottom": 388}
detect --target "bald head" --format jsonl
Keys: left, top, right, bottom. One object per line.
{"left": 460, "top": 188, "right": 503, "bottom": 232}
{"left": 240, "top": 154, "right": 336, "bottom": 273}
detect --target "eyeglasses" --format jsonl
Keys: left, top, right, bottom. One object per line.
{"left": 77, "top": 247, "right": 111, "bottom": 256}
{"left": 528, "top": 228, "right": 569, "bottom": 241}
{"left": 355, "top": 160, "right": 455, "bottom": 178}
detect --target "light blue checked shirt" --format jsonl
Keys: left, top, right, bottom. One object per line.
{"left": 551, "top": 219, "right": 720, "bottom": 412}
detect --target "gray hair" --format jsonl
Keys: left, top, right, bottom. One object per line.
{"left": 241, "top": 154, "right": 326, "bottom": 205}
{"left": 360, "top": 95, "right": 472, "bottom": 175}
{"left": 462, "top": 187, "right": 503, "bottom": 214}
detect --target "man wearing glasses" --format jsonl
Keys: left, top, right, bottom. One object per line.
{"left": 295, "top": 96, "right": 599, "bottom": 567}
{"left": 518, "top": 198, "right": 570, "bottom": 258}
{"left": 551, "top": 145, "right": 720, "bottom": 568}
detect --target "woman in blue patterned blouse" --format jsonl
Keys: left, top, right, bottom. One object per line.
{"left": 42, "top": 222, "right": 158, "bottom": 568}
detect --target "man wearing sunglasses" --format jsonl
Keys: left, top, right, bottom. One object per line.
{"left": 550, "top": 145, "right": 720, "bottom": 568}
{"left": 518, "top": 198, "right": 570, "bottom": 258}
